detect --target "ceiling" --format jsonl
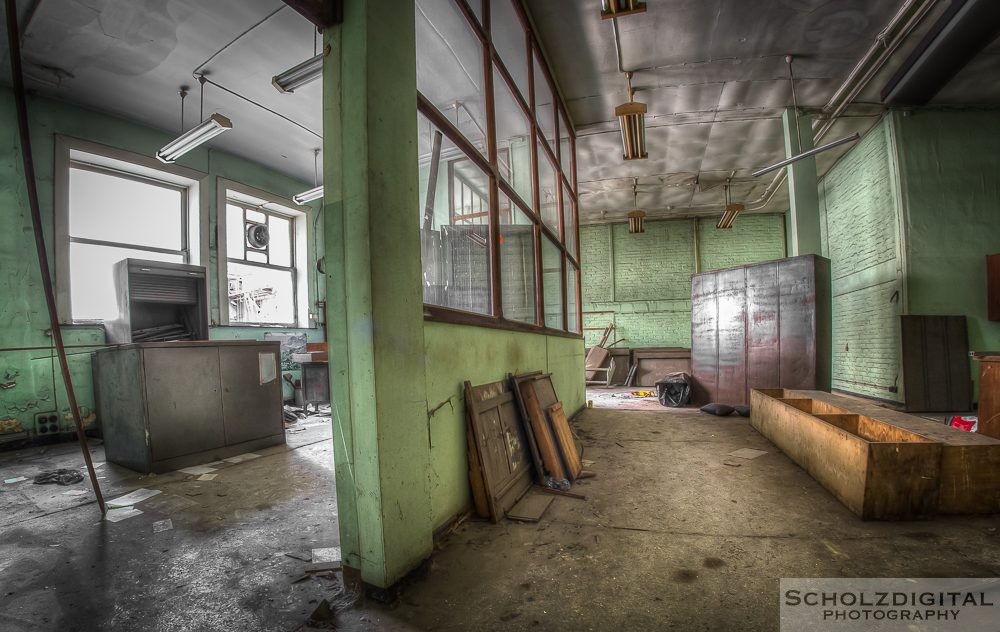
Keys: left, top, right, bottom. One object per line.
{"left": 1, "top": 0, "right": 321, "bottom": 186}
{"left": 524, "top": 0, "right": 1000, "bottom": 224}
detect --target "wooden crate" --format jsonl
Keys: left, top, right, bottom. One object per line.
{"left": 750, "top": 389, "right": 942, "bottom": 520}
{"left": 754, "top": 389, "right": 1000, "bottom": 515}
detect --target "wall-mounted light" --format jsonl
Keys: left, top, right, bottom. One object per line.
{"left": 272, "top": 52, "right": 323, "bottom": 93}
{"left": 716, "top": 181, "right": 744, "bottom": 229}
{"left": 615, "top": 71, "right": 647, "bottom": 161}
{"left": 293, "top": 149, "right": 323, "bottom": 205}
{"left": 157, "top": 113, "right": 232, "bottom": 164}
{"left": 601, "top": 0, "right": 646, "bottom": 19}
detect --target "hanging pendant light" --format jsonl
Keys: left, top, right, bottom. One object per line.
{"left": 293, "top": 149, "right": 324, "bottom": 205}
{"left": 615, "top": 72, "right": 647, "bottom": 161}
{"left": 716, "top": 179, "right": 744, "bottom": 229}
{"left": 157, "top": 77, "right": 232, "bottom": 164}
{"left": 627, "top": 178, "right": 645, "bottom": 233}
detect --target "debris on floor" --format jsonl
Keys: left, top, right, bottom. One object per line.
{"left": 300, "top": 598, "right": 337, "bottom": 630}
{"left": 728, "top": 448, "right": 768, "bottom": 460}
{"left": 197, "top": 473, "right": 217, "bottom": 481}
{"left": 178, "top": 465, "right": 217, "bottom": 476}
{"left": 312, "top": 546, "right": 342, "bottom": 563}
{"left": 4, "top": 476, "right": 28, "bottom": 484}
{"left": 105, "top": 507, "right": 143, "bottom": 522}
{"left": 106, "top": 488, "right": 162, "bottom": 508}
{"left": 62, "top": 489, "right": 89, "bottom": 496}
{"left": 223, "top": 453, "right": 261, "bottom": 464}
{"left": 152, "top": 518, "right": 173, "bottom": 533}
{"left": 630, "top": 390, "right": 655, "bottom": 398}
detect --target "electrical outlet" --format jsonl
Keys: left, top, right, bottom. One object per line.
{"left": 33, "top": 411, "right": 60, "bottom": 436}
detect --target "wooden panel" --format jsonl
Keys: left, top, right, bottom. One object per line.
{"left": 507, "top": 490, "right": 555, "bottom": 522}
{"left": 518, "top": 380, "right": 566, "bottom": 482}
{"left": 464, "top": 379, "right": 534, "bottom": 522}
{"left": 750, "top": 390, "right": 942, "bottom": 519}
{"left": 584, "top": 346, "right": 611, "bottom": 381}
{"left": 547, "top": 403, "right": 582, "bottom": 481}
{"left": 901, "top": 315, "right": 972, "bottom": 412}
{"left": 976, "top": 357, "right": 1000, "bottom": 440}
{"left": 988, "top": 254, "right": 1000, "bottom": 322}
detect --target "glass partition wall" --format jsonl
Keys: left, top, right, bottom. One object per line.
{"left": 416, "top": 0, "right": 581, "bottom": 335}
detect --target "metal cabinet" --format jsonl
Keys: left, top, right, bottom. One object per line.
{"left": 94, "top": 341, "right": 284, "bottom": 473}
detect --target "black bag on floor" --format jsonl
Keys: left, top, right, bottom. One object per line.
{"left": 655, "top": 372, "right": 692, "bottom": 407}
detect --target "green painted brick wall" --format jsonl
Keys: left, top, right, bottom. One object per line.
{"left": 580, "top": 215, "right": 786, "bottom": 348}
{"left": 818, "top": 117, "right": 906, "bottom": 403}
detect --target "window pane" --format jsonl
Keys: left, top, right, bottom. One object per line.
{"left": 228, "top": 262, "right": 295, "bottom": 324}
{"left": 492, "top": 0, "right": 529, "bottom": 99}
{"left": 566, "top": 263, "right": 580, "bottom": 333}
{"left": 563, "top": 183, "right": 577, "bottom": 258}
{"left": 268, "top": 215, "right": 292, "bottom": 267}
{"left": 559, "top": 111, "right": 573, "bottom": 177}
{"left": 533, "top": 55, "right": 555, "bottom": 149}
{"left": 246, "top": 209, "right": 265, "bottom": 223}
{"left": 417, "top": 112, "right": 492, "bottom": 315}
{"left": 537, "top": 144, "right": 559, "bottom": 232}
{"left": 69, "top": 243, "right": 183, "bottom": 321}
{"left": 494, "top": 66, "right": 532, "bottom": 206}
{"left": 69, "top": 167, "right": 183, "bottom": 250}
{"left": 500, "top": 195, "right": 536, "bottom": 324}
{"left": 226, "top": 204, "right": 244, "bottom": 260}
{"left": 541, "top": 236, "right": 563, "bottom": 329}
{"left": 416, "top": 0, "right": 486, "bottom": 154}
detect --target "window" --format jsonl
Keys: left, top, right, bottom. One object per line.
{"left": 225, "top": 203, "right": 296, "bottom": 325}
{"left": 415, "top": 0, "right": 580, "bottom": 334}
{"left": 57, "top": 139, "right": 201, "bottom": 323}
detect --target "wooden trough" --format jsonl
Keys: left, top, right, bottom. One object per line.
{"left": 751, "top": 389, "right": 1000, "bottom": 518}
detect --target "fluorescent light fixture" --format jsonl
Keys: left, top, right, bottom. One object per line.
{"left": 601, "top": 0, "right": 646, "bottom": 19}
{"left": 616, "top": 101, "right": 647, "bottom": 160}
{"left": 716, "top": 203, "right": 745, "bottom": 230}
{"left": 273, "top": 53, "right": 323, "bottom": 93}
{"left": 627, "top": 209, "right": 646, "bottom": 234}
{"left": 157, "top": 113, "right": 232, "bottom": 163}
{"left": 751, "top": 132, "right": 860, "bottom": 178}
{"left": 293, "top": 185, "right": 324, "bottom": 205}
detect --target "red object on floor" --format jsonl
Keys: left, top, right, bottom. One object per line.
{"left": 948, "top": 416, "right": 978, "bottom": 432}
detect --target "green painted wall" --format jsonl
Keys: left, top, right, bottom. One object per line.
{"left": 579, "top": 215, "right": 786, "bottom": 348}
{"left": 894, "top": 109, "right": 1000, "bottom": 400}
{"left": 423, "top": 322, "right": 584, "bottom": 526}
{"left": 817, "top": 117, "right": 906, "bottom": 402}
{"left": 0, "top": 88, "right": 323, "bottom": 436}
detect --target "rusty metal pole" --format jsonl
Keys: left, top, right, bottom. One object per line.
{"left": 4, "top": 0, "right": 107, "bottom": 514}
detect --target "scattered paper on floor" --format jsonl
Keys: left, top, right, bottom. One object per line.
{"left": 224, "top": 453, "right": 262, "bottom": 464}
{"left": 106, "top": 488, "right": 162, "bottom": 508}
{"left": 311, "top": 546, "right": 342, "bottom": 563}
{"left": 178, "top": 465, "right": 217, "bottom": 476}
{"left": 105, "top": 507, "right": 143, "bottom": 522}
{"left": 152, "top": 519, "right": 173, "bottom": 533}
{"left": 4, "top": 476, "right": 27, "bottom": 484}
{"left": 62, "top": 489, "right": 89, "bottom": 496}
{"left": 197, "top": 473, "right": 217, "bottom": 481}
{"left": 728, "top": 448, "right": 767, "bottom": 460}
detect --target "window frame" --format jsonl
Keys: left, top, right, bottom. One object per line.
{"left": 54, "top": 135, "right": 205, "bottom": 324}
{"left": 216, "top": 178, "right": 315, "bottom": 329}
{"left": 417, "top": 0, "right": 581, "bottom": 339}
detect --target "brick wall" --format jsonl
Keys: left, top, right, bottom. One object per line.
{"left": 818, "top": 118, "right": 905, "bottom": 402}
{"left": 580, "top": 215, "right": 786, "bottom": 348}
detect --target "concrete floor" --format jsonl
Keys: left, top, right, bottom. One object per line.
{"left": 2, "top": 405, "right": 998, "bottom": 631}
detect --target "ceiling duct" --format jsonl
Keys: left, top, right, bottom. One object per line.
{"left": 882, "top": 0, "right": 1000, "bottom": 105}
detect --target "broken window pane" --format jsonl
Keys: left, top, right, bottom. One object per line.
{"left": 227, "top": 262, "right": 295, "bottom": 325}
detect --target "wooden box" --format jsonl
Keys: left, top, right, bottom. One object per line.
{"left": 751, "top": 389, "right": 941, "bottom": 520}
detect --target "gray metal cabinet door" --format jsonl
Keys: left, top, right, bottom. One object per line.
{"left": 219, "top": 345, "right": 283, "bottom": 445}
{"left": 143, "top": 347, "right": 226, "bottom": 461}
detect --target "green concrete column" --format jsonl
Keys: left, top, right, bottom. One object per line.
{"left": 782, "top": 107, "right": 822, "bottom": 256}
{"left": 322, "top": 0, "right": 433, "bottom": 588}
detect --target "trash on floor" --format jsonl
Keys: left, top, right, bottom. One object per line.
{"left": 152, "top": 518, "right": 173, "bottom": 533}
{"left": 303, "top": 598, "right": 337, "bottom": 629}
{"left": 223, "top": 453, "right": 262, "bottom": 464}
{"left": 106, "top": 488, "right": 162, "bottom": 508}
{"left": 655, "top": 372, "right": 693, "bottom": 407}
{"left": 630, "top": 390, "right": 655, "bottom": 398}
{"left": 105, "top": 507, "right": 143, "bottom": 522}
{"left": 178, "top": 465, "right": 217, "bottom": 476}
{"left": 312, "top": 547, "right": 341, "bottom": 563}
{"left": 728, "top": 448, "right": 768, "bottom": 460}
{"left": 62, "top": 489, "right": 89, "bottom": 496}
{"left": 4, "top": 476, "right": 28, "bottom": 484}
{"left": 197, "top": 473, "right": 217, "bottom": 481}
{"left": 33, "top": 469, "right": 85, "bottom": 486}
{"left": 948, "top": 416, "right": 978, "bottom": 432}
{"left": 722, "top": 458, "right": 743, "bottom": 467}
